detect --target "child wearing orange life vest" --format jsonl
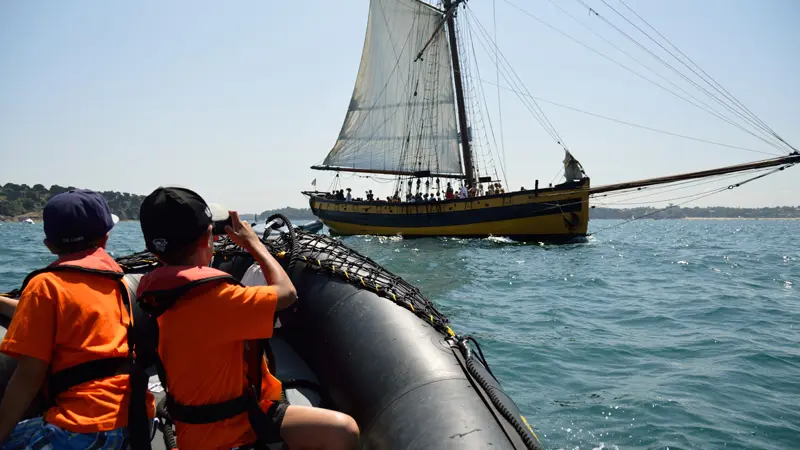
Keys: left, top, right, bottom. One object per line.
{"left": 0, "top": 189, "right": 155, "bottom": 450}
{"left": 136, "top": 187, "right": 359, "bottom": 450}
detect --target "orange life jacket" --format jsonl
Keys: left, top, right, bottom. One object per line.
{"left": 18, "top": 248, "right": 134, "bottom": 405}
{"left": 130, "top": 266, "right": 273, "bottom": 449}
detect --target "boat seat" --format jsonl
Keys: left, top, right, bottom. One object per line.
{"left": 270, "top": 335, "right": 322, "bottom": 407}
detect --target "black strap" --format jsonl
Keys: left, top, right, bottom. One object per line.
{"left": 263, "top": 339, "right": 276, "bottom": 377}
{"left": 165, "top": 392, "right": 251, "bottom": 424}
{"left": 138, "top": 275, "right": 240, "bottom": 318}
{"left": 47, "top": 357, "right": 130, "bottom": 403}
{"left": 130, "top": 274, "right": 278, "bottom": 447}
{"left": 128, "top": 274, "right": 248, "bottom": 449}
{"left": 128, "top": 285, "right": 159, "bottom": 450}
{"left": 26, "top": 266, "right": 133, "bottom": 406}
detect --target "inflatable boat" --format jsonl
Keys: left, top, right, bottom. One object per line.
{"left": 0, "top": 221, "right": 542, "bottom": 450}
{"left": 295, "top": 219, "right": 324, "bottom": 234}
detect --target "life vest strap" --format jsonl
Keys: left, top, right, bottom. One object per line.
{"left": 48, "top": 356, "right": 131, "bottom": 403}
{"left": 165, "top": 392, "right": 251, "bottom": 424}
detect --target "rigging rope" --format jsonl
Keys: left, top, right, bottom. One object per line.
{"left": 493, "top": 0, "right": 507, "bottom": 176}
{"left": 579, "top": 0, "right": 789, "bottom": 153}
{"left": 617, "top": 1, "right": 772, "bottom": 133}
{"left": 460, "top": 13, "right": 505, "bottom": 185}
{"left": 539, "top": 0, "right": 788, "bottom": 155}
{"left": 589, "top": 163, "right": 795, "bottom": 235}
{"left": 498, "top": 0, "right": 792, "bottom": 154}
{"left": 478, "top": 78, "right": 781, "bottom": 157}
{"left": 466, "top": 4, "right": 568, "bottom": 150}
{"left": 602, "top": 0, "right": 791, "bottom": 152}
{"left": 591, "top": 168, "right": 774, "bottom": 204}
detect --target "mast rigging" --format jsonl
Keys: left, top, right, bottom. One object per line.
{"left": 443, "top": 0, "right": 475, "bottom": 187}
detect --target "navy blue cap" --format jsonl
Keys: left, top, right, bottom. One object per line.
{"left": 43, "top": 190, "right": 118, "bottom": 246}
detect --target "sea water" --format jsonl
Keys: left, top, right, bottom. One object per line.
{"left": 1, "top": 219, "right": 797, "bottom": 449}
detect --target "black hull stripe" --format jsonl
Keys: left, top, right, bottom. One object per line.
{"left": 314, "top": 198, "right": 583, "bottom": 228}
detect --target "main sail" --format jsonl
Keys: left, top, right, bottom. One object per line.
{"left": 316, "top": 0, "right": 463, "bottom": 177}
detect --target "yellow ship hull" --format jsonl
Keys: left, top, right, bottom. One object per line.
{"left": 305, "top": 179, "right": 590, "bottom": 241}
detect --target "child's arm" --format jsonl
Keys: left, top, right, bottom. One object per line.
{"left": 226, "top": 212, "right": 297, "bottom": 311}
{"left": 0, "top": 355, "right": 48, "bottom": 442}
{"left": 0, "top": 295, "right": 18, "bottom": 319}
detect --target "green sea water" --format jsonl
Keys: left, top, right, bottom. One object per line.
{"left": 1, "top": 219, "right": 797, "bottom": 449}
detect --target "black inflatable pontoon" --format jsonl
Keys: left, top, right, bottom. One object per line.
{"left": 0, "top": 223, "right": 542, "bottom": 450}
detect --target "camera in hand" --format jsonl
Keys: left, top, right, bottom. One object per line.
{"left": 212, "top": 217, "right": 232, "bottom": 235}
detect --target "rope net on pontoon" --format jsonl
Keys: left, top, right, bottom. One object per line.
{"left": 115, "top": 229, "right": 455, "bottom": 338}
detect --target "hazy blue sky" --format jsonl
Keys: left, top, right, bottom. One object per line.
{"left": 1, "top": 0, "right": 798, "bottom": 212}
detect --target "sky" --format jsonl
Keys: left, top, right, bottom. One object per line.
{"left": 1, "top": 0, "right": 798, "bottom": 212}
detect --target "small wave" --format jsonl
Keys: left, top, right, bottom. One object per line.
{"left": 485, "top": 235, "right": 515, "bottom": 244}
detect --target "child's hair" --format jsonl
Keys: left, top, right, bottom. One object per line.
{"left": 49, "top": 237, "right": 104, "bottom": 256}
{"left": 156, "top": 244, "right": 197, "bottom": 266}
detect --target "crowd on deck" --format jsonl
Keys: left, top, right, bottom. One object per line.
{"left": 324, "top": 181, "right": 515, "bottom": 204}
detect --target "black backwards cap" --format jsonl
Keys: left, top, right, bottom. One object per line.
{"left": 139, "top": 187, "right": 216, "bottom": 256}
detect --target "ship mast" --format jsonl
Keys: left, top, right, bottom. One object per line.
{"left": 443, "top": 0, "right": 475, "bottom": 187}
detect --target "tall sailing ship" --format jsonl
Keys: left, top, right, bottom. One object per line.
{"left": 303, "top": 0, "right": 798, "bottom": 240}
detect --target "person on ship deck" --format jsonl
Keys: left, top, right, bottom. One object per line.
{"left": 445, "top": 183, "right": 455, "bottom": 200}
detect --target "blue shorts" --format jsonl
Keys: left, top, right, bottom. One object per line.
{"left": 0, "top": 418, "right": 128, "bottom": 450}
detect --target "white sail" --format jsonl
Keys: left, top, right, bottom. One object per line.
{"left": 320, "top": 0, "right": 462, "bottom": 176}
{"left": 563, "top": 149, "right": 586, "bottom": 182}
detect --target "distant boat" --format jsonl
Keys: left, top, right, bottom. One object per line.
{"left": 303, "top": 0, "right": 798, "bottom": 241}
{"left": 259, "top": 219, "right": 325, "bottom": 238}
{"left": 297, "top": 219, "right": 324, "bottom": 234}
{"left": 22, "top": 218, "right": 34, "bottom": 224}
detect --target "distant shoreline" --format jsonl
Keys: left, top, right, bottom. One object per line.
{"left": 0, "top": 212, "right": 42, "bottom": 223}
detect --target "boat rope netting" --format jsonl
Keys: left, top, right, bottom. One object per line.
{"left": 115, "top": 229, "right": 456, "bottom": 338}
{"left": 114, "top": 230, "right": 545, "bottom": 448}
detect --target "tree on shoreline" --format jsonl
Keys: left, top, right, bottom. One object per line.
{"left": 0, "top": 183, "right": 145, "bottom": 220}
